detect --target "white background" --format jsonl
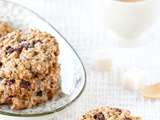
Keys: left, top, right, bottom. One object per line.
{"left": 7, "top": 0, "right": 160, "bottom": 119}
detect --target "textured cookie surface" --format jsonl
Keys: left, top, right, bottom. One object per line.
{"left": 80, "top": 107, "right": 141, "bottom": 120}
{"left": 0, "top": 29, "right": 59, "bottom": 80}
{"left": 0, "top": 21, "right": 13, "bottom": 37}
{"left": 0, "top": 29, "right": 60, "bottom": 110}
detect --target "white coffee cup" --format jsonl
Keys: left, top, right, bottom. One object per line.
{"left": 95, "top": 0, "right": 160, "bottom": 47}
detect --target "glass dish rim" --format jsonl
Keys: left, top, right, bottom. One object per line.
{"left": 0, "top": 0, "right": 87, "bottom": 117}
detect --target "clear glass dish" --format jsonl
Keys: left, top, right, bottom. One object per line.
{"left": 0, "top": 0, "right": 86, "bottom": 117}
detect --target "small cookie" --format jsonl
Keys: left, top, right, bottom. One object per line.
{"left": 0, "top": 29, "right": 59, "bottom": 80}
{"left": 0, "top": 21, "right": 13, "bottom": 37}
{"left": 80, "top": 107, "right": 142, "bottom": 120}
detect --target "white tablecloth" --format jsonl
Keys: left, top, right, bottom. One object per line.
{"left": 6, "top": 0, "right": 160, "bottom": 120}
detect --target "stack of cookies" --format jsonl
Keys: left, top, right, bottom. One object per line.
{"left": 0, "top": 28, "right": 60, "bottom": 110}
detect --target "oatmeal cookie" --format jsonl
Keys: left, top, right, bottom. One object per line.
{"left": 0, "top": 29, "right": 60, "bottom": 110}
{"left": 0, "top": 29, "right": 59, "bottom": 80}
{"left": 0, "top": 64, "right": 60, "bottom": 110}
{"left": 0, "top": 21, "right": 13, "bottom": 37}
{"left": 80, "top": 107, "right": 142, "bottom": 120}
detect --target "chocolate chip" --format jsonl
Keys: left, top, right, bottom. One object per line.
{"left": 124, "top": 117, "right": 132, "bottom": 120}
{"left": 36, "top": 90, "right": 43, "bottom": 96}
{"left": 19, "top": 39, "right": 26, "bottom": 43}
{"left": 32, "top": 40, "right": 42, "bottom": 46}
{"left": 54, "top": 51, "right": 59, "bottom": 56}
{"left": 0, "top": 62, "right": 2, "bottom": 67}
{"left": 34, "top": 74, "right": 38, "bottom": 78}
{"left": 14, "top": 47, "right": 23, "bottom": 53}
{"left": 6, "top": 46, "right": 14, "bottom": 54}
{"left": 33, "top": 51, "right": 38, "bottom": 56}
{"left": 15, "top": 64, "right": 18, "bottom": 67}
{"left": 115, "top": 108, "right": 122, "bottom": 113}
{"left": 5, "top": 96, "right": 13, "bottom": 104}
{"left": 6, "top": 79, "right": 15, "bottom": 86}
{"left": 93, "top": 112, "right": 105, "bottom": 120}
{"left": 20, "top": 80, "right": 31, "bottom": 89}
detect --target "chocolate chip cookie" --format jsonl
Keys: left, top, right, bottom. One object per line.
{"left": 0, "top": 29, "right": 59, "bottom": 80}
{"left": 80, "top": 107, "right": 142, "bottom": 120}
{"left": 0, "top": 29, "right": 60, "bottom": 110}
{"left": 0, "top": 64, "right": 60, "bottom": 110}
{"left": 0, "top": 21, "right": 13, "bottom": 37}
